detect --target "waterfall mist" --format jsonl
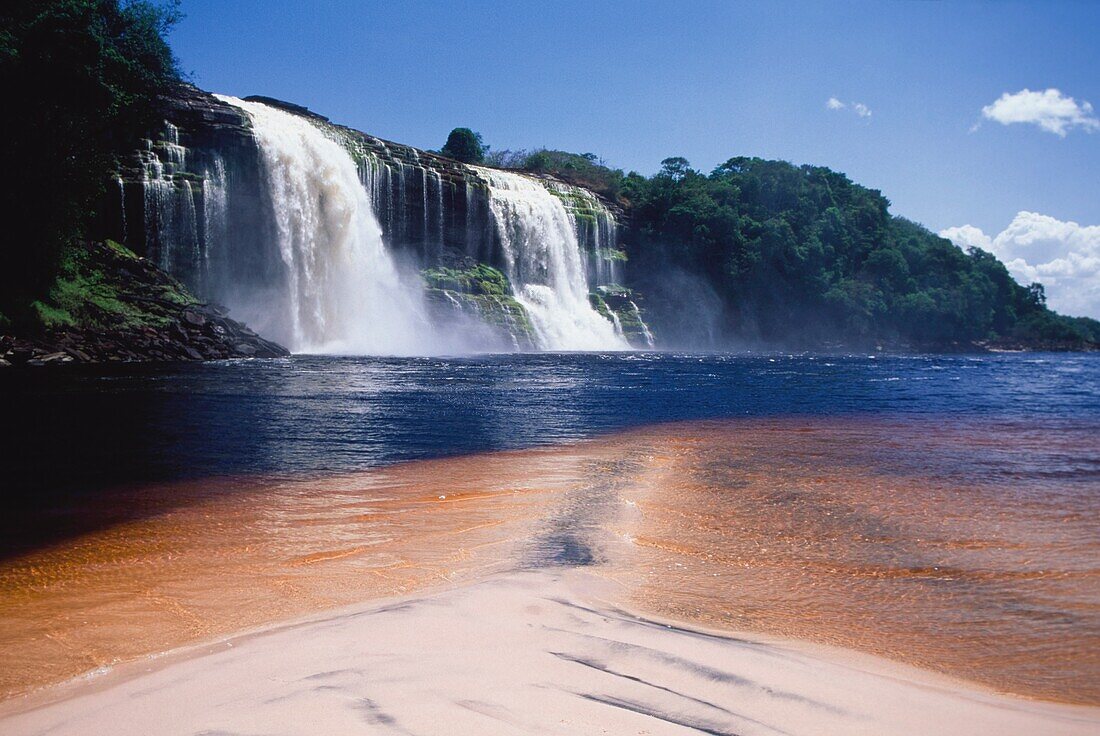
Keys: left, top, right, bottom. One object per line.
{"left": 631, "top": 261, "right": 724, "bottom": 350}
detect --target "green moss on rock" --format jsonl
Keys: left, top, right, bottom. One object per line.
{"left": 422, "top": 264, "right": 511, "bottom": 296}
{"left": 422, "top": 264, "right": 535, "bottom": 346}
{"left": 32, "top": 240, "right": 198, "bottom": 333}
{"left": 588, "top": 292, "right": 613, "bottom": 321}
{"left": 591, "top": 286, "right": 655, "bottom": 348}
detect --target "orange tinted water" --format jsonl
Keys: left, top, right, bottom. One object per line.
{"left": 612, "top": 418, "right": 1100, "bottom": 704}
{"left": 1, "top": 417, "right": 1096, "bottom": 704}
{"left": 0, "top": 446, "right": 611, "bottom": 699}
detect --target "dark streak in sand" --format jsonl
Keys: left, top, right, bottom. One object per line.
{"left": 573, "top": 691, "right": 746, "bottom": 735}
{"left": 550, "top": 651, "right": 781, "bottom": 727}
{"left": 542, "top": 625, "right": 842, "bottom": 714}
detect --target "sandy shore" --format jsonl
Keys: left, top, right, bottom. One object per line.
{"left": 1, "top": 567, "right": 1096, "bottom": 736}
{"left": 2, "top": 417, "right": 1098, "bottom": 733}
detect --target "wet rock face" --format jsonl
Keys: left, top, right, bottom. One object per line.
{"left": 589, "top": 287, "right": 653, "bottom": 349}
{"left": 421, "top": 264, "right": 537, "bottom": 350}
{"left": 113, "top": 83, "right": 630, "bottom": 282}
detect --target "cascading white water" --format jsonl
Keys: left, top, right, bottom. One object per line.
{"left": 142, "top": 123, "right": 191, "bottom": 272}
{"left": 116, "top": 176, "right": 127, "bottom": 246}
{"left": 565, "top": 185, "right": 622, "bottom": 288}
{"left": 199, "top": 155, "right": 228, "bottom": 293}
{"left": 215, "top": 96, "right": 433, "bottom": 355}
{"left": 474, "top": 167, "right": 628, "bottom": 351}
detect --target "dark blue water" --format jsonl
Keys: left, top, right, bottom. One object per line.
{"left": 8, "top": 350, "right": 1099, "bottom": 486}
{"left": 3, "top": 352, "right": 1098, "bottom": 553}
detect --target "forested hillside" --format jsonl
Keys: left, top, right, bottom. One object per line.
{"left": 0, "top": 0, "right": 182, "bottom": 330}
{"left": 617, "top": 157, "right": 1098, "bottom": 349}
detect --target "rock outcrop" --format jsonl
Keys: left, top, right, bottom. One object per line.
{"left": 0, "top": 240, "right": 288, "bottom": 366}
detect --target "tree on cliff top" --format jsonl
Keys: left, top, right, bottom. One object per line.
{"left": 441, "top": 128, "right": 485, "bottom": 164}
{"left": 0, "top": 0, "right": 182, "bottom": 325}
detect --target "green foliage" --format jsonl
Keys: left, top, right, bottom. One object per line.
{"left": 622, "top": 156, "right": 1097, "bottom": 348}
{"left": 588, "top": 292, "right": 613, "bottom": 321}
{"left": 522, "top": 149, "right": 624, "bottom": 199}
{"left": 422, "top": 264, "right": 510, "bottom": 296}
{"left": 422, "top": 263, "right": 534, "bottom": 341}
{"left": 440, "top": 127, "right": 485, "bottom": 164}
{"left": 592, "top": 287, "right": 651, "bottom": 346}
{"left": 659, "top": 157, "right": 693, "bottom": 181}
{"left": 0, "top": 0, "right": 182, "bottom": 317}
{"left": 29, "top": 239, "right": 195, "bottom": 333}
{"left": 30, "top": 300, "right": 77, "bottom": 329}
{"left": 483, "top": 147, "right": 625, "bottom": 200}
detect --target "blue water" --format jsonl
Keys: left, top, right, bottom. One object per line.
{"left": 7, "top": 352, "right": 1098, "bottom": 495}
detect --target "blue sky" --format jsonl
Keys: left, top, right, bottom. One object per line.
{"left": 170, "top": 1, "right": 1100, "bottom": 315}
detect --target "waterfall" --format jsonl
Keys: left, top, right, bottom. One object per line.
{"left": 116, "top": 176, "right": 127, "bottom": 247}
{"left": 141, "top": 123, "right": 209, "bottom": 286}
{"left": 142, "top": 124, "right": 183, "bottom": 271}
{"left": 474, "top": 168, "right": 628, "bottom": 351}
{"left": 199, "top": 155, "right": 228, "bottom": 293}
{"left": 633, "top": 300, "right": 656, "bottom": 347}
{"left": 128, "top": 92, "right": 652, "bottom": 354}
{"left": 215, "top": 96, "right": 434, "bottom": 355}
{"left": 565, "top": 185, "right": 621, "bottom": 289}
{"left": 430, "top": 168, "right": 444, "bottom": 254}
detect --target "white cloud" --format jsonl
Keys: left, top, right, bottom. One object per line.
{"left": 826, "top": 97, "right": 871, "bottom": 119}
{"left": 940, "top": 212, "right": 1100, "bottom": 318}
{"left": 939, "top": 224, "right": 991, "bottom": 251}
{"left": 980, "top": 88, "right": 1099, "bottom": 137}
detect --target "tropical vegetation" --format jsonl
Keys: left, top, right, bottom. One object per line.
{"left": 0, "top": 0, "right": 182, "bottom": 327}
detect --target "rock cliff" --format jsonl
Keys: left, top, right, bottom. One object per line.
{"left": 100, "top": 84, "right": 648, "bottom": 352}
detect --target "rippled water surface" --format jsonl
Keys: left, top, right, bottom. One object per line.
{"left": 1, "top": 352, "right": 1097, "bottom": 702}
{"left": 7, "top": 352, "right": 1097, "bottom": 489}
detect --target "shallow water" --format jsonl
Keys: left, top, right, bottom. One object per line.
{"left": 1, "top": 353, "right": 1097, "bottom": 703}
{"left": 611, "top": 418, "right": 1100, "bottom": 704}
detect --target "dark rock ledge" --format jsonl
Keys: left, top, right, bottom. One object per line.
{"left": 0, "top": 241, "right": 288, "bottom": 367}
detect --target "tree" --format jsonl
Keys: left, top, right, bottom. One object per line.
{"left": 0, "top": 0, "right": 182, "bottom": 322}
{"left": 523, "top": 150, "right": 552, "bottom": 173}
{"left": 659, "top": 157, "right": 693, "bottom": 181}
{"left": 621, "top": 154, "right": 1098, "bottom": 348}
{"left": 441, "top": 127, "right": 485, "bottom": 164}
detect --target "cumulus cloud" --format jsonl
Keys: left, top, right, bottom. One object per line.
{"left": 826, "top": 97, "right": 871, "bottom": 119}
{"left": 980, "top": 88, "right": 1099, "bottom": 137}
{"left": 939, "top": 224, "right": 991, "bottom": 251}
{"left": 940, "top": 212, "right": 1100, "bottom": 318}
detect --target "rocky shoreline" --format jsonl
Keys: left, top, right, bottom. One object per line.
{"left": 0, "top": 308, "right": 288, "bottom": 367}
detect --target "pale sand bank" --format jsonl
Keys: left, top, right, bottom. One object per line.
{"left": 1, "top": 568, "right": 1095, "bottom": 736}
